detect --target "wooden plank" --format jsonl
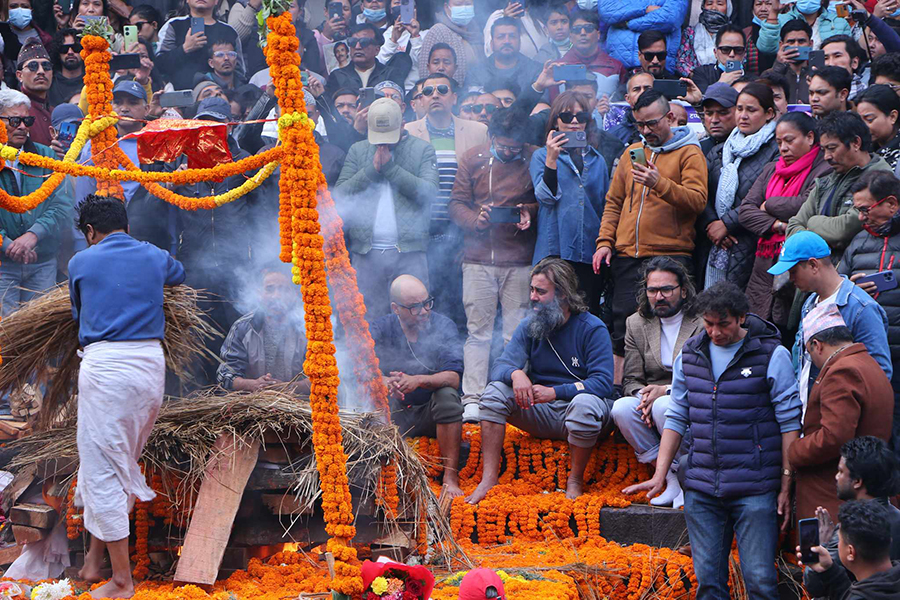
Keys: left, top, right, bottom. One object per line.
{"left": 0, "top": 544, "right": 22, "bottom": 566}
{"left": 12, "top": 525, "right": 48, "bottom": 545}
{"left": 10, "top": 503, "right": 57, "bottom": 529}
{"left": 174, "top": 435, "right": 259, "bottom": 585}
{"left": 2, "top": 464, "right": 36, "bottom": 512}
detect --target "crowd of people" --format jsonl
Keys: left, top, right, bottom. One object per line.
{"left": 5, "top": 0, "right": 900, "bottom": 597}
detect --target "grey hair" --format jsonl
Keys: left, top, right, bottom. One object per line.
{"left": 0, "top": 89, "right": 30, "bottom": 113}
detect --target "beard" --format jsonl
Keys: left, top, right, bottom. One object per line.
{"left": 527, "top": 296, "right": 567, "bottom": 339}
{"left": 650, "top": 296, "right": 684, "bottom": 318}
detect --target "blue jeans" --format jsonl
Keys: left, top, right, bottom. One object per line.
{"left": 0, "top": 258, "right": 57, "bottom": 317}
{"left": 684, "top": 489, "right": 779, "bottom": 600}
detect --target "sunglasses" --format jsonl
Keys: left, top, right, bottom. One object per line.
{"left": 422, "top": 84, "right": 451, "bottom": 97}
{"left": 347, "top": 37, "right": 377, "bottom": 49}
{"left": 717, "top": 45, "right": 745, "bottom": 56}
{"left": 558, "top": 111, "right": 590, "bottom": 124}
{"left": 571, "top": 24, "right": 597, "bottom": 34}
{"left": 462, "top": 103, "right": 497, "bottom": 114}
{"left": 60, "top": 43, "right": 83, "bottom": 54}
{"left": 1, "top": 116, "right": 35, "bottom": 128}
{"left": 213, "top": 50, "right": 238, "bottom": 59}
{"left": 642, "top": 51, "right": 667, "bottom": 62}
{"left": 132, "top": 20, "right": 151, "bottom": 29}
{"left": 22, "top": 61, "right": 52, "bottom": 73}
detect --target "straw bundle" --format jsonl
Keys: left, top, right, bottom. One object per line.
{"left": 0, "top": 284, "right": 217, "bottom": 429}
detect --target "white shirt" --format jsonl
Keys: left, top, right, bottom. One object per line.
{"left": 799, "top": 288, "right": 840, "bottom": 416}
{"left": 370, "top": 182, "right": 399, "bottom": 250}
{"left": 659, "top": 312, "right": 684, "bottom": 370}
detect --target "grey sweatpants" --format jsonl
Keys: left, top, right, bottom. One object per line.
{"left": 478, "top": 381, "right": 614, "bottom": 448}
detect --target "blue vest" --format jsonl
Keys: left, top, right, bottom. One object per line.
{"left": 680, "top": 314, "right": 783, "bottom": 498}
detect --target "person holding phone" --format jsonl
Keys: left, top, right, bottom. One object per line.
{"left": 377, "top": 0, "right": 427, "bottom": 91}
{"left": 676, "top": 0, "right": 731, "bottom": 77}
{"left": 758, "top": 0, "right": 852, "bottom": 55}
{"left": 689, "top": 24, "right": 749, "bottom": 93}
{"left": 767, "top": 19, "right": 814, "bottom": 104}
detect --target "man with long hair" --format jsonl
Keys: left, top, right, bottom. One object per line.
{"left": 466, "top": 258, "right": 615, "bottom": 503}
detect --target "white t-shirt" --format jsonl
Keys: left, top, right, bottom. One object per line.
{"left": 356, "top": 65, "right": 375, "bottom": 88}
{"left": 370, "top": 182, "right": 399, "bottom": 250}
{"left": 659, "top": 312, "right": 684, "bottom": 370}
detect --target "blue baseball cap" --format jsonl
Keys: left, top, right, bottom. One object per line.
{"left": 112, "top": 79, "right": 147, "bottom": 101}
{"left": 767, "top": 231, "right": 831, "bottom": 275}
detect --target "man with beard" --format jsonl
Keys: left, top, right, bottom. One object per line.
{"left": 48, "top": 29, "right": 84, "bottom": 107}
{"left": 216, "top": 265, "right": 310, "bottom": 394}
{"left": 801, "top": 436, "right": 900, "bottom": 597}
{"left": 466, "top": 258, "right": 615, "bottom": 504}
{"left": 15, "top": 39, "right": 53, "bottom": 146}
{"left": 370, "top": 275, "right": 464, "bottom": 498}
{"left": 467, "top": 18, "right": 540, "bottom": 92}
{"left": 699, "top": 83, "right": 737, "bottom": 155}
{"left": 610, "top": 257, "right": 704, "bottom": 509}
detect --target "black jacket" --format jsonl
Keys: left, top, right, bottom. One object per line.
{"left": 814, "top": 561, "right": 900, "bottom": 600}
{"left": 691, "top": 64, "right": 724, "bottom": 94}
{"left": 323, "top": 54, "right": 412, "bottom": 110}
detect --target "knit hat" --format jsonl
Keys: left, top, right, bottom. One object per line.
{"left": 459, "top": 569, "right": 506, "bottom": 600}
{"left": 192, "top": 80, "right": 219, "bottom": 102}
{"left": 803, "top": 302, "right": 847, "bottom": 343}
{"left": 17, "top": 38, "right": 50, "bottom": 69}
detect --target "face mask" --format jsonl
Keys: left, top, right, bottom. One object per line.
{"left": 552, "top": 36, "right": 571, "bottom": 47}
{"left": 698, "top": 8, "right": 729, "bottom": 34}
{"left": 363, "top": 7, "right": 386, "bottom": 22}
{"left": 796, "top": 0, "right": 821, "bottom": 15}
{"left": 490, "top": 144, "right": 520, "bottom": 162}
{"left": 577, "top": 0, "right": 598, "bottom": 9}
{"left": 8, "top": 8, "right": 32, "bottom": 29}
{"left": 449, "top": 5, "right": 475, "bottom": 26}
{"left": 752, "top": 14, "right": 765, "bottom": 27}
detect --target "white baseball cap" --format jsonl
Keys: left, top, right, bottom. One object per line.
{"left": 367, "top": 97, "right": 402, "bottom": 145}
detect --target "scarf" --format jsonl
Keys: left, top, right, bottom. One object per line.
{"left": 706, "top": 120, "right": 777, "bottom": 287}
{"left": 417, "top": 22, "right": 470, "bottom": 85}
{"left": 756, "top": 146, "right": 820, "bottom": 258}
{"left": 693, "top": 22, "right": 718, "bottom": 66}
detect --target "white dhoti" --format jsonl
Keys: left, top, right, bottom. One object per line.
{"left": 74, "top": 340, "right": 165, "bottom": 542}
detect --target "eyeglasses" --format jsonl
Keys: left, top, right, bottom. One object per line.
{"left": 462, "top": 103, "right": 497, "bottom": 114}
{"left": 213, "top": 50, "right": 238, "bottom": 59}
{"left": 634, "top": 117, "right": 664, "bottom": 129}
{"left": 571, "top": 24, "right": 597, "bottom": 34}
{"left": 396, "top": 296, "right": 434, "bottom": 315}
{"left": 421, "top": 84, "right": 451, "bottom": 97}
{"left": 493, "top": 141, "right": 522, "bottom": 153}
{"left": 647, "top": 284, "right": 681, "bottom": 298}
{"left": 412, "top": 93, "right": 424, "bottom": 101}
{"left": 717, "top": 45, "right": 745, "bottom": 56}
{"left": 642, "top": 51, "right": 667, "bottom": 63}
{"left": 22, "top": 61, "right": 52, "bottom": 73}
{"left": 347, "top": 37, "right": 377, "bottom": 48}
{"left": 558, "top": 111, "right": 590, "bottom": 124}
{"left": 856, "top": 195, "right": 895, "bottom": 215}
{"left": 60, "top": 43, "right": 83, "bottom": 54}
{"left": 0, "top": 116, "right": 35, "bottom": 128}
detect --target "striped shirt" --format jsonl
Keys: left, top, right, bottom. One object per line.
{"left": 425, "top": 118, "right": 457, "bottom": 231}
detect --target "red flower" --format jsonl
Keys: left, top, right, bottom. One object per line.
{"left": 406, "top": 579, "right": 423, "bottom": 597}
{"left": 402, "top": 593, "right": 417, "bottom": 600}
{"left": 366, "top": 593, "right": 380, "bottom": 600}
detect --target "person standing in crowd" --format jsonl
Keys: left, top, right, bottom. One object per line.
{"left": 48, "top": 29, "right": 83, "bottom": 107}
{"left": 15, "top": 39, "right": 53, "bottom": 146}
{"left": 609, "top": 71, "right": 654, "bottom": 146}
{"left": 355, "top": 0, "right": 390, "bottom": 32}
{"left": 129, "top": 4, "right": 162, "bottom": 53}
{"left": 744, "top": 0, "right": 776, "bottom": 76}
{"left": 598, "top": 0, "right": 686, "bottom": 73}
{"left": 698, "top": 82, "right": 738, "bottom": 154}
{"left": 740, "top": 112, "right": 831, "bottom": 332}
{"left": 334, "top": 98, "right": 439, "bottom": 319}
{"left": 788, "top": 112, "right": 892, "bottom": 264}
{"left": 809, "top": 67, "right": 852, "bottom": 119}
{"left": 610, "top": 257, "right": 703, "bottom": 509}
{"left": 459, "top": 92, "right": 500, "bottom": 127}
{"left": 469, "top": 17, "right": 540, "bottom": 91}
{"left": 1, "top": 0, "right": 53, "bottom": 67}
{"left": 822, "top": 35, "right": 868, "bottom": 98}
{"left": 371, "top": 275, "right": 465, "bottom": 499}
{"left": 635, "top": 31, "right": 678, "bottom": 80}
{"left": 625, "top": 281, "right": 801, "bottom": 599}
{"left": 842, "top": 170, "right": 900, "bottom": 453}
{"left": 690, "top": 24, "right": 750, "bottom": 93}
{"left": 324, "top": 23, "right": 412, "bottom": 105}
{"left": 314, "top": 0, "right": 350, "bottom": 73}
{"left": 467, "top": 258, "right": 616, "bottom": 504}
{"left": 803, "top": 436, "right": 900, "bottom": 597}
{"left": 554, "top": 10, "right": 627, "bottom": 101}
{"left": 68, "top": 195, "right": 184, "bottom": 600}
{"left": 856, "top": 85, "right": 900, "bottom": 172}
{"left": 424, "top": 43, "right": 459, "bottom": 83}
{"left": 676, "top": 0, "right": 732, "bottom": 77}
{"left": 202, "top": 39, "right": 243, "bottom": 90}
{"left": 759, "top": 0, "right": 851, "bottom": 52}
{"left": 872, "top": 52, "right": 900, "bottom": 92}
{"left": 767, "top": 19, "right": 814, "bottom": 104}
{"left": 702, "top": 83, "right": 780, "bottom": 289}
{"left": 531, "top": 91, "right": 611, "bottom": 316}
{"left": 787, "top": 302, "right": 894, "bottom": 523}
{"left": 449, "top": 107, "right": 537, "bottom": 423}
{"left": 0, "top": 89, "right": 72, "bottom": 317}
{"left": 594, "top": 90, "right": 707, "bottom": 385}
{"left": 418, "top": 0, "right": 482, "bottom": 86}
{"left": 378, "top": 0, "right": 427, "bottom": 92}
{"left": 482, "top": 0, "right": 547, "bottom": 60}
{"left": 533, "top": 2, "right": 571, "bottom": 65}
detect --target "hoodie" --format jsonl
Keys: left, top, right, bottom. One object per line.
{"left": 816, "top": 561, "right": 900, "bottom": 600}
{"left": 597, "top": 126, "right": 708, "bottom": 258}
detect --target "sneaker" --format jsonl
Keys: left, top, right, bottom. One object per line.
{"left": 462, "top": 403, "right": 480, "bottom": 423}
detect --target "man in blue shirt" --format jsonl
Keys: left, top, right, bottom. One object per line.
{"left": 68, "top": 195, "right": 185, "bottom": 600}
{"left": 467, "top": 258, "right": 615, "bottom": 504}
{"left": 625, "top": 281, "right": 802, "bottom": 600}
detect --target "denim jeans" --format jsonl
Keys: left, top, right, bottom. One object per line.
{"left": 0, "top": 258, "right": 57, "bottom": 317}
{"left": 684, "top": 489, "right": 779, "bottom": 600}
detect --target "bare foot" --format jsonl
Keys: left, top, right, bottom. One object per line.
{"left": 78, "top": 551, "right": 105, "bottom": 584}
{"left": 465, "top": 477, "right": 498, "bottom": 505}
{"left": 440, "top": 480, "right": 464, "bottom": 501}
{"left": 565, "top": 476, "right": 584, "bottom": 500}
{"left": 89, "top": 578, "right": 134, "bottom": 599}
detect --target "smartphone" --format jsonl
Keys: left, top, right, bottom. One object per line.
{"left": 123, "top": 25, "right": 138, "bottom": 48}
{"left": 191, "top": 16, "right": 205, "bottom": 35}
{"left": 724, "top": 60, "right": 743, "bottom": 73}
{"left": 301, "top": 71, "right": 309, "bottom": 86}
{"left": 110, "top": 53, "right": 142, "bottom": 71}
{"left": 358, "top": 87, "right": 376, "bottom": 108}
{"left": 328, "top": 1, "right": 344, "bottom": 20}
{"left": 798, "top": 518, "right": 820, "bottom": 564}
{"left": 58, "top": 0, "right": 72, "bottom": 14}
{"left": 489, "top": 206, "right": 520, "bottom": 223}
{"left": 553, "top": 64, "right": 587, "bottom": 82}
{"left": 400, "top": 0, "right": 414, "bottom": 24}
{"left": 158, "top": 90, "right": 194, "bottom": 108}
{"left": 652, "top": 79, "right": 687, "bottom": 99}
{"left": 561, "top": 131, "right": 587, "bottom": 148}
{"left": 835, "top": 2, "right": 850, "bottom": 17}
{"left": 786, "top": 46, "right": 811, "bottom": 61}
{"left": 855, "top": 270, "right": 899, "bottom": 292}
{"left": 629, "top": 147, "right": 646, "bottom": 166}
{"left": 80, "top": 15, "right": 104, "bottom": 24}
{"left": 809, "top": 50, "right": 826, "bottom": 71}
{"left": 57, "top": 121, "right": 77, "bottom": 147}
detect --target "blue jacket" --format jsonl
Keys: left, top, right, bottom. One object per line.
{"left": 598, "top": 0, "right": 686, "bottom": 71}
{"left": 69, "top": 232, "right": 186, "bottom": 347}
{"left": 667, "top": 314, "right": 801, "bottom": 498}
{"left": 491, "top": 311, "right": 614, "bottom": 401}
{"left": 795, "top": 277, "right": 893, "bottom": 385}
{"left": 530, "top": 145, "right": 610, "bottom": 265}
{"left": 758, "top": 6, "right": 851, "bottom": 55}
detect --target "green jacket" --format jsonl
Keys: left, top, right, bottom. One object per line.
{"left": 0, "top": 140, "right": 74, "bottom": 263}
{"left": 787, "top": 154, "right": 891, "bottom": 261}
{"left": 334, "top": 132, "right": 439, "bottom": 254}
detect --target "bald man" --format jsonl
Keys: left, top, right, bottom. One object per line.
{"left": 369, "top": 275, "right": 465, "bottom": 497}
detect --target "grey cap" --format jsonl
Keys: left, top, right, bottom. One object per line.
{"left": 51, "top": 103, "right": 83, "bottom": 130}
{"left": 194, "top": 97, "right": 232, "bottom": 122}
{"left": 700, "top": 82, "right": 738, "bottom": 108}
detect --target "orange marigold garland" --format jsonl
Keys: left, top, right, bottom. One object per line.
{"left": 81, "top": 35, "right": 124, "bottom": 199}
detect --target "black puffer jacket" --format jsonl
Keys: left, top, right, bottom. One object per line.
{"left": 697, "top": 134, "right": 780, "bottom": 289}
{"left": 839, "top": 211, "right": 900, "bottom": 389}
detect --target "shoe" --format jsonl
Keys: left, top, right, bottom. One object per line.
{"left": 462, "top": 403, "right": 480, "bottom": 423}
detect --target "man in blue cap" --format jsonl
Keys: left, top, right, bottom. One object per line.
{"left": 768, "top": 230, "right": 891, "bottom": 414}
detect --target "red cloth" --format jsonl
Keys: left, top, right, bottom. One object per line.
{"left": 360, "top": 560, "right": 435, "bottom": 600}
{"left": 459, "top": 569, "right": 506, "bottom": 600}
{"left": 133, "top": 118, "right": 231, "bottom": 169}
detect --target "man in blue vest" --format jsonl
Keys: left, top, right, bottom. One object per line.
{"left": 625, "top": 281, "right": 802, "bottom": 600}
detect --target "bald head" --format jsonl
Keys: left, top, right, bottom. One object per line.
{"left": 390, "top": 275, "right": 428, "bottom": 305}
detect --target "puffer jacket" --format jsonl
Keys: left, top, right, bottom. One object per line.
{"left": 758, "top": 5, "right": 852, "bottom": 54}
{"left": 598, "top": 0, "right": 686, "bottom": 71}
{"left": 697, "top": 134, "right": 780, "bottom": 289}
